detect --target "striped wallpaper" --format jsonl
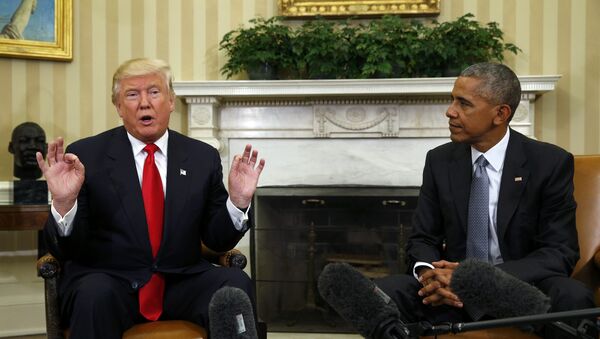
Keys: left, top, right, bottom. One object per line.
{"left": 0, "top": 0, "right": 598, "bottom": 180}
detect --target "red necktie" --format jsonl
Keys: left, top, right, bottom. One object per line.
{"left": 139, "top": 143, "right": 165, "bottom": 321}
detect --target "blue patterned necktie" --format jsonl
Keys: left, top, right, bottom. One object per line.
{"left": 466, "top": 155, "right": 490, "bottom": 261}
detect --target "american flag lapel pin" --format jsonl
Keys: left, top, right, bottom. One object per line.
{"left": 180, "top": 169, "right": 187, "bottom": 176}
{"left": 514, "top": 176, "right": 523, "bottom": 182}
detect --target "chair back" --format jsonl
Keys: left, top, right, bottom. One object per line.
{"left": 572, "top": 155, "right": 600, "bottom": 304}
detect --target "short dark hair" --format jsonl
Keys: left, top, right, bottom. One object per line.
{"left": 459, "top": 62, "right": 521, "bottom": 121}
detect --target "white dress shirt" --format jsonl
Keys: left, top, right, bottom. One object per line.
{"left": 51, "top": 130, "right": 249, "bottom": 236}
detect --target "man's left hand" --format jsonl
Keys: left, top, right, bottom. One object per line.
{"left": 228, "top": 144, "right": 265, "bottom": 209}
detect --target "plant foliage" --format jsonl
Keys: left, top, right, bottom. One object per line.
{"left": 219, "top": 14, "right": 521, "bottom": 79}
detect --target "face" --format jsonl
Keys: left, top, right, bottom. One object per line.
{"left": 9, "top": 125, "right": 47, "bottom": 168}
{"left": 115, "top": 73, "right": 174, "bottom": 143}
{"left": 446, "top": 76, "right": 508, "bottom": 152}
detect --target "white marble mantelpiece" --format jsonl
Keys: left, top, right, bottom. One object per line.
{"left": 174, "top": 76, "right": 559, "bottom": 188}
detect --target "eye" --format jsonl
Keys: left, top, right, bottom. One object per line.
{"left": 125, "top": 91, "right": 139, "bottom": 100}
{"left": 149, "top": 88, "right": 162, "bottom": 98}
{"left": 459, "top": 99, "right": 472, "bottom": 107}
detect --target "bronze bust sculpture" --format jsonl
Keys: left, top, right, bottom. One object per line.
{"left": 8, "top": 122, "right": 48, "bottom": 204}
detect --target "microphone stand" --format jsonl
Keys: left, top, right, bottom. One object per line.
{"left": 408, "top": 308, "right": 600, "bottom": 339}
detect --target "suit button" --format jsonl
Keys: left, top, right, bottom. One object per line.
{"left": 151, "top": 264, "right": 158, "bottom": 272}
{"left": 131, "top": 281, "right": 139, "bottom": 290}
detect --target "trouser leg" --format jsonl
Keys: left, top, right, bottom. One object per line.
{"left": 61, "top": 272, "right": 140, "bottom": 339}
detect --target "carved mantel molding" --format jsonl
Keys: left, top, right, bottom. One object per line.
{"left": 174, "top": 76, "right": 560, "bottom": 152}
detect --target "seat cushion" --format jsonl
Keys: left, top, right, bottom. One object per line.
{"left": 123, "top": 320, "right": 207, "bottom": 339}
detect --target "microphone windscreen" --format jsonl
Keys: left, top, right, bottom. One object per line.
{"left": 209, "top": 286, "right": 258, "bottom": 339}
{"left": 318, "top": 262, "right": 408, "bottom": 338}
{"left": 450, "top": 259, "right": 551, "bottom": 319}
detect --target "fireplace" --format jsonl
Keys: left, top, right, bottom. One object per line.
{"left": 173, "top": 77, "right": 558, "bottom": 332}
{"left": 252, "top": 186, "right": 418, "bottom": 332}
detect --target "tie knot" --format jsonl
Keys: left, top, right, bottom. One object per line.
{"left": 475, "top": 155, "right": 488, "bottom": 168}
{"left": 144, "top": 143, "right": 159, "bottom": 155}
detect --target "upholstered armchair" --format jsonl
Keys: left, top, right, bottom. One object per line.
{"left": 37, "top": 244, "right": 249, "bottom": 339}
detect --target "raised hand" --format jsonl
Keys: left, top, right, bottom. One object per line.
{"left": 36, "top": 137, "right": 85, "bottom": 215}
{"left": 228, "top": 144, "right": 265, "bottom": 209}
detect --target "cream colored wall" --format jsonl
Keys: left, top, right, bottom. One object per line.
{"left": 0, "top": 0, "right": 598, "bottom": 335}
{"left": 0, "top": 0, "right": 599, "bottom": 179}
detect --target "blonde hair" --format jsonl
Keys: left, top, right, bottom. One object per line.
{"left": 111, "top": 58, "right": 175, "bottom": 104}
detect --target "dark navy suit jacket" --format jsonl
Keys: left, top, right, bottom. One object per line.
{"left": 44, "top": 126, "right": 246, "bottom": 293}
{"left": 407, "top": 129, "right": 579, "bottom": 283}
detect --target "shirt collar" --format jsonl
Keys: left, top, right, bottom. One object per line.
{"left": 471, "top": 128, "right": 510, "bottom": 172}
{"left": 126, "top": 130, "right": 169, "bottom": 157}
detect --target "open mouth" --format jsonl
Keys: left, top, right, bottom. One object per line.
{"left": 140, "top": 115, "right": 153, "bottom": 124}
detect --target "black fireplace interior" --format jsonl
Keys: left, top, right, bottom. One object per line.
{"left": 251, "top": 186, "right": 419, "bottom": 333}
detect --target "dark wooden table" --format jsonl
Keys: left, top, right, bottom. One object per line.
{"left": 0, "top": 204, "right": 50, "bottom": 231}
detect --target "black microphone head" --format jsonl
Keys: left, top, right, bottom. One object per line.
{"left": 318, "top": 262, "right": 409, "bottom": 339}
{"left": 450, "top": 259, "right": 551, "bottom": 319}
{"left": 209, "top": 286, "right": 258, "bottom": 339}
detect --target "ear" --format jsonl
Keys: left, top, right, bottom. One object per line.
{"left": 168, "top": 92, "right": 175, "bottom": 112}
{"left": 493, "top": 105, "right": 511, "bottom": 125}
{"left": 8, "top": 141, "right": 14, "bottom": 154}
{"left": 115, "top": 103, "right": 124, "bottom": 118}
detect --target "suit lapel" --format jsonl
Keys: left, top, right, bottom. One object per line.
{"left": 106, "top": 127, "right": 150, "bottom": 251}
{"left": 450, "top": 144, "right": 473, "bottom": 231}
{"left": 163, "top": 131, "right": 191, "bottom": 244}
{"left": 497, "top": 130, "right": 529, "bottom": 240}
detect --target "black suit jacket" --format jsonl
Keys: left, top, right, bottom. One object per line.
{"left": 406, "top": 129, "right": 579, "bottom": 283}
{"left": 44, "top": 126, "right": 246, "bottom": 292}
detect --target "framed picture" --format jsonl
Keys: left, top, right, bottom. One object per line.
{"left": 0, "top": 0, "right": 72, "bottom": 61}
{"left": 279, "top": 0, "right": 440, "bottom": 17}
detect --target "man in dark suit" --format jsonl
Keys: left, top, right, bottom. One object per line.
{"left": 36, "top": 58, "right": 265, "bottom": 338}
{"left": 375, "top": 63, "right": 594, "bottom": 332}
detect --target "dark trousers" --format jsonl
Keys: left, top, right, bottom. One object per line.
{"left": 375, "top": 273, "right": 595, "bottom": 337}
{"left": 60, "top": 267, "right": 254, "bottom": 339}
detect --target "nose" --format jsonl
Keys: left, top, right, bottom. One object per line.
{"left": 139, "top": 92, "right": 150, "bottom": 108}
{"left": 446, "top": 101, "right": 458, "bottom": 118}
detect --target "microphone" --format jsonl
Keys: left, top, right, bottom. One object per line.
{"left": 208, "top": 286, "right": 258, "bottom": 339}
{"left": 450, "top": 259, "right": 551, "bottom": 319}
{"left": 318, "top": 262, "right": 412, "bottom": 339}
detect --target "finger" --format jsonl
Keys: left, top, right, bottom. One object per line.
{"left": 418, "top": 280, "right": 440, "bottom": 297}
{"left": 422, "top": 292, "right": 444, "bottom": 305}
{"left": 64, "top": 153, "right": 79, "bottom": 166}
{"left": 241, "top": 144, "right": 252, "bottom": 163}
{"left": 36, "top": 151, "right": 48, "bottom": 173}
{"left": 255, "top": 158, "right": 265, "bottom": 175}
{"left": 249, "top": 149, "right": 258, "bottom": 167}
{"left": 418, "top": 269, "right": 436, "bottom": 282}
{"left": 435, "top": 287, "right": 461, "bottom": 302}
{"left": 230, "top": 154, "right": 241, "bottom": 172}
{"left": 55, "top": 137, "right": 65, "bottom": 163}
{"left": 47, "top": 139, "right": 57, "bottom": 166}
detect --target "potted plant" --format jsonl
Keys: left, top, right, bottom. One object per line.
{"left": 291, "top": 17, "right": 358, "bottom": 79}
{"left": 434, "top": 13, "right": 521, "bottom": 76}
{"left": 218, "top": 13, "right": 520, "bottom": 80}
{"left": 219, "top": 16, "right": 293, "bottom": 79}
{"left": 355, "top": 16, "right": 433, "bottom": 78}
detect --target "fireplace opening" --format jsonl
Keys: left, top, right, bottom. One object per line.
{"left": 251, "top": 186, "right": 419, "bottom": 333}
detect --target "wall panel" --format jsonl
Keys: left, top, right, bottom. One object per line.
{"left": 0, "top": 0, "right": 598, "bottom": 180}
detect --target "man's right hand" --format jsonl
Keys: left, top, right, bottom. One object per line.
{"left": 36, "top": 137, "right": 84, "bottom": 216}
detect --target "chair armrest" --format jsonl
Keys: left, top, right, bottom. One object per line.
{"left": 36, "top": 253, "right": 64, "bottom": 339}
{"left": 201, "top": 244, "right": 247, "bottom": 269}
{"left": 594, "top": 248, "right": 600, "bottom": 270}
{"left": 37, "top": 253, "right": 60, "bottom": 279}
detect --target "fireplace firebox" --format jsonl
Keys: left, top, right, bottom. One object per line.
{"left": 251, "top": 186, "right": 419, "bottom": 333}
